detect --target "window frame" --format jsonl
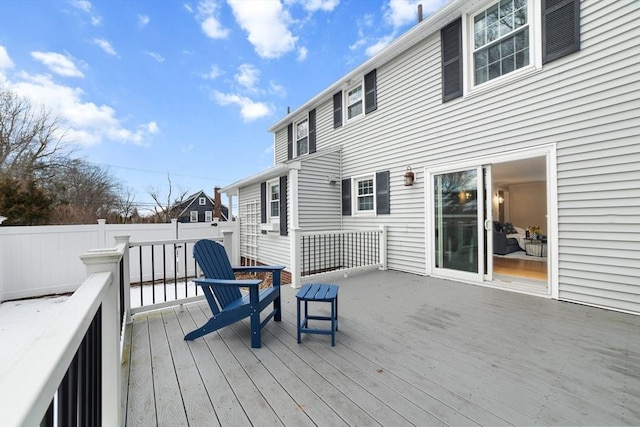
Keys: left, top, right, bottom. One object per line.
{"left": 198, "top": 196, "right": 206, "bottom": 205}
{"left": 463, "top": 0, "right": 542, "bottom": 95}
{"left": 352, "top": 174, "right": 376, "bottom": 216}
{"left": 345, "top": 81, "right": 364, "bottom": 123}
{"left": 295, "top": 116, "right": 309, "bottom": 157}
{"left": 205, "top": 211, "right": 212, "bottom": 222}
{"left": 190, "top": 211, "right": 198, "bottom": 222}
{"left": 267, "top": 178, "right": 280, "bottom": 224}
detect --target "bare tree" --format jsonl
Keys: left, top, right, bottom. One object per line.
{"left": 0, "top": 87, "right": 70, "bottom": 182}
{"left": 147, "top": 173, "right": 189, "bottom": 223}
{"left": 48, "top": 159, "right": 125, "bottom": 224}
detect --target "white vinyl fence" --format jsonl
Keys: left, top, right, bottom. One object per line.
{"left": 0, "top": 219, "right": 234, "bottom": 302}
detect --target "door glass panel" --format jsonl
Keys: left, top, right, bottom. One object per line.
{"left": 434, "top": 170, "right": 479, "bottom": 273}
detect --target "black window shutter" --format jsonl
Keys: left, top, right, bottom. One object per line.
{"left": 279, "top": 175, "right": 288, "bottom": 236}
{"left": 542, "top": 0, "right": 580, "bottom": 64}
{"left": 333, "top": 91, "right": 343, "bottom": 128}
{"left": 260, "top": 182, "right": 267, "bottom": 224}
{"left": 364, "top": 69, "right": 377, "bottom": 114}
{"left": 287, "top": 123, "right": 293, "bottom": 160}
{"left": 341, "top": 178, "right": 351, "bottom": 216}
{"left": 375, "top": 171, "right": 390, "bottom": 215}
{"left": 309, "top": 108, "right": 317, "bottom": 154}
{"left": 441, "top": 18, "right": 463, "bottom": 103}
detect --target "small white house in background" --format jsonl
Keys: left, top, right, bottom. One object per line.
{"left": 222, "top": 0, "right": 640, "bottom": 314}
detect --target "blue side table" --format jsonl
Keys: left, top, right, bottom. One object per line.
{"left": 296, "top": 283, "right": 339, "bottom": 346}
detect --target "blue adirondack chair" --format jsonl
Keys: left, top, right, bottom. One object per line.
{"left": 184, "top": 239, "right": 285, "bottom": 348}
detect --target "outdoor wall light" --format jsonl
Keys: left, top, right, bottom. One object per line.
{"left": 404, "top": 166, "right": 415, "bottom": 186}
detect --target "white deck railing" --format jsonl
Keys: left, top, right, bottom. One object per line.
{"left": 0, "top": 232, "right": 235, "bottom": 426}
{"left": 290, "top": 226, "right": 387, "bottom": 287}
{"left": 0, "top": 239, "right": 127, "bottom": 426}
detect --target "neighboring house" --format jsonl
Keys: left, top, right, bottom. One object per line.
{"left": 175, "top": 189, "right": 229, "bottom": 223}
{"left": 221, "top": 0, "right": 640, "bottom": 314}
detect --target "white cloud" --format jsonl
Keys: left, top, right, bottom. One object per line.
{"left": 269, "top": 81, "right": 287, "bottom": 97}
{"left": 145, "top": 51, "right": 165, "bottom": 62}
{"left": 93, "top": 38, "right": 117, "bottom": 56}
{"left": 202, "top": 64, "right": 222, "bottom": 79}
{"left": 68, "top": 0, "right": 102, "bottom": 26}
{"left": 212, "top": 90, "right": 270, "bottom": 122}
{"left": 0, "top": 46, "right": 15, "bottom": 69}
{"left": 197, "top": 0, "right": 229, "bottom": 39}
{"left": 296, "top": 46, "right": 308, "bottom": 62}
{"left": 69, "top": 0, "right": 92, "bottom": 13}
{"left": 234, "top": 63, "right": 260, "bottom": 91}
{"left": 384, "top": 0, "right": 446, "bottom": 28}
{"left": 31, "top": 51, "right": 84, "bottom": 78}
{"left": 138, "top": 14, "right": 150, "bottom": 27}
{"left": 227, "top": 0, "right": 297, "bottom": 59}
{"left": 7, "top": 72, "right": 157, "bottom": 146}
{"left": 285, "top": 0, "right": 340, "bottom": 12}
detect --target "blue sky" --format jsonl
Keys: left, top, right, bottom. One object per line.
{"left": 0, "top": 0, "right": 446, "bottom": 213}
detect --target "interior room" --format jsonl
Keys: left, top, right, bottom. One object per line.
{"left": 491, "top": 157, "right": 548, "bottom": 284}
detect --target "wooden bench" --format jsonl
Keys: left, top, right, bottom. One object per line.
{"left": 296, "top": 283, "right": 339, "bottom": 346}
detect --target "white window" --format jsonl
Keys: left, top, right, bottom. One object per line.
{"left": 471, "top": 0, "right": 531, "bottom": 86}
{"left": 268, "top": 180, "right": 279, "bottom": 223}
{"left": 346, "top": 84, "right": 363, "bottom": 121}
{"left": 205, "top": 211, "right": 212, "bottom": 222}
{"left": 199, "top": 197, "right": 206, "bottom": 205}
{"left": 296, "top": 118, "right": 309, "bottom": 156}
{"left": 190, "top": 211, "right": 198, "bottom": 222}
{"left": 354, "top": 175, "right": 375, "bottom": 214}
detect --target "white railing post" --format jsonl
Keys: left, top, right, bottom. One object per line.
{"left": 380, "top": 225, "right": 388, "bottom": 270}
{"left": 80, "top": 249, "right": 123, "bottom": 427}
{"left": 97, "top": 219, "right": 106, "bottom": 248}
{"left": 290, "top": 227, "right": 302, "bottom": 288}
{"left": 222, "top": 230, "right": 236, "bottom": 264}
{"left": 115, "top": 235, "right": 132, "bottom": 324}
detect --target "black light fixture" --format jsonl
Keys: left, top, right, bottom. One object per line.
{"left": 404, "top": 166, "right": 415, "bottom": 186}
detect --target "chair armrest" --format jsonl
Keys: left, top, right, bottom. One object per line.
{"left": 232, "top": 265, "right": 286, "bottom": 273}
{"left": 194, "top": 278, "right": 262, "bottom": 289}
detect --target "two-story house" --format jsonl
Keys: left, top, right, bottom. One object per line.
{"left": 175, "top": 189, "right": 229, "bottom": 223}
{"left": 221, "top": 0, "right": 639, "bottom": 314}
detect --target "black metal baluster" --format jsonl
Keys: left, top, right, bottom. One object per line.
{"left": 139, "top": 246, "right": 143, "bottom": 306}
{"left": 151, "top": 245, "right": 155, "bottom": 304}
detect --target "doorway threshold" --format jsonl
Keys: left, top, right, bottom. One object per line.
{"left": 492, "top": 274, "right": 549, "bottom": 296}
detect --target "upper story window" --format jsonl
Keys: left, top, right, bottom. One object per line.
{"left": 346, "top": 84, "right": 363, "bottom": 121}
{"left": 199, "top": 196, "right": 206, "bottom": 205}
{"left": 268, "top": 180, "right": 280, "bottom": 222}
{"left": 333, "top": 68, "right": 377, "bottom": 128}
{"left": 441, "top": 0, "right": 580, "bottom": 102}
{"left": 472, "top": 0, "right": 530, "bottom": 86}
{"left": 296, "top": 118, "right": 309, "bottom": 156}
{"left": 287, "top": 109, "right": 316, "bottom": 160}
{"left": 190, "top": 211, "right": 198, "bottom": 222}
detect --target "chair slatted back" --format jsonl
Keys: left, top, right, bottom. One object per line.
{"left": 193, "top": 240, "right": 242, "bottom": 309}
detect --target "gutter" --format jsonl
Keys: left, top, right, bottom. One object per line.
{"left": 220, "top": 164, "right": 289, "bottom": 193}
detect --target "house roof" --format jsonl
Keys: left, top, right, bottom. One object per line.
{"left": 220, "top": 164, "right": 290, "bottom": 194}
{"left": 267, "top": 0, "right": 479, "bottom": 133}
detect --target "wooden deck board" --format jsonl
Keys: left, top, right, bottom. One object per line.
{"left": 124, "top": 270, "right": 640, "bottom": 427}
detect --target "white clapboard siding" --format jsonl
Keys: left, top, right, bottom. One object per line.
{"left": 298, "top": 149, "right": 342, "bottom": 231}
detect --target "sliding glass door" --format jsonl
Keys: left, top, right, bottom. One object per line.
{"left": 432, "top": 166, "right": 486, "bottom": 282}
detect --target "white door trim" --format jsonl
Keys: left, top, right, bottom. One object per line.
{"left": 424, "top": 144, "right": 558, "bottom": 299}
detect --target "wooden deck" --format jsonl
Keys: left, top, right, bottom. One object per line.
{"left": 122, "top": 270, "right": 640, "bottom": 426}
